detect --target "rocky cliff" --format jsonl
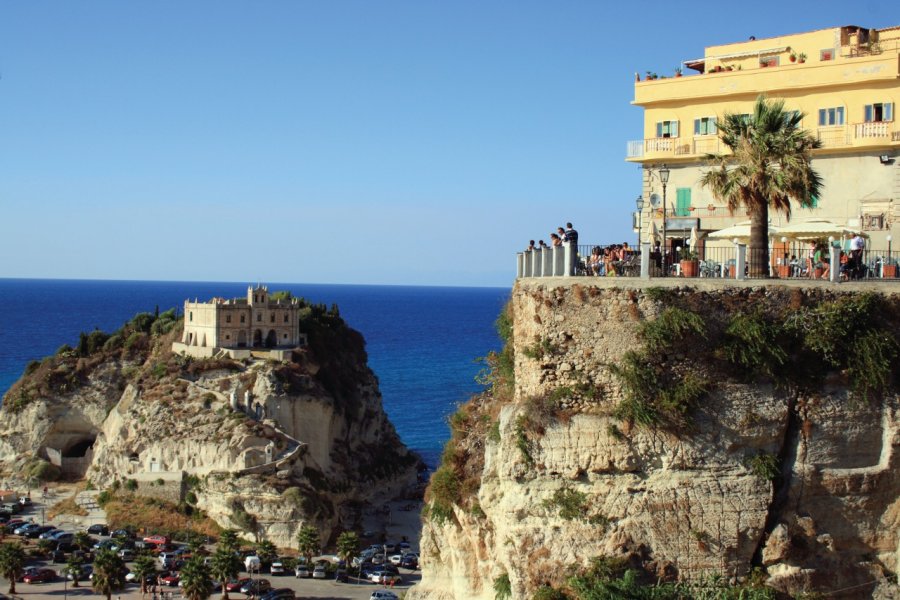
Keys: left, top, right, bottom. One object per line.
{"left": 411, "top": 279, "right": 900, "bottom": 599}
{"left": 0, "top": 301, "right": 419, "bottom": 548}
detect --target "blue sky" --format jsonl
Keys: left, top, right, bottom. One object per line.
{"left": 0, "top": 1, "right": 889, "bottom": 286}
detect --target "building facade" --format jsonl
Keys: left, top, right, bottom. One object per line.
{"left": 627, "top": 24, "right": 899, "bottom": 252}
{"left": 174, "top": 285, "right": 304, "bottom": 357}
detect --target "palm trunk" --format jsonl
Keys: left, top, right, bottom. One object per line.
{"left": 749, "top": 203, "right": 770, "bottom": 278}
{"left": 7, "top": 581, "right": 15, "bottom": 595}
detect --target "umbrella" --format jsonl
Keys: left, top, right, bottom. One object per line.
{"left": 689, "top": 226, "right": 700, "bottom": 251}
{"left": 778, "top": 219, "right": 861, "bottom": 241}
{"left": 707, "top": 221, "right": 781, "bottom": 242}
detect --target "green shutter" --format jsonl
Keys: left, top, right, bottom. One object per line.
{"left": 675, "top": 188, "right": 691, "bottom": 216}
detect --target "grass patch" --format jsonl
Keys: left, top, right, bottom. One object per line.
{"left": 47, "top": 495, "right": 88, "bottom": 520}
{"left": 746, "top": 452, "right": 780, "bottom": 481}
{"left": 103, "top": 489, "right": 220, "bottom": 538}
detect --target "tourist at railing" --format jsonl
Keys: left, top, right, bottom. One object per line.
{"left": 551, "top": 233, "right": 563, "bottom": 247}
{"left": 525, "top": 240, "right": 536, "bottom": 252}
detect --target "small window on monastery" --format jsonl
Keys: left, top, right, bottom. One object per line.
{"left": 189, "top": 312, "right": 193, "bottom": 322}
{"left": 270, "top": 314, "right": 275, "bottom": 323}
{"left": 283, "top": 334, "right": 288, "bottom": 339}
{"left": 283, "top": 314, "right": 289, "bottom": 323}
{"left": 240, "top": 315, "right": 246, "bottom": 323}
{"left": 226, "top": 335, "right": 230, "bottom": 340}
{"left": 226, "top": 315, "right": 231, "bottom": 323}
{"left": 257, "top": 313, "right": 261, "bottom": 322}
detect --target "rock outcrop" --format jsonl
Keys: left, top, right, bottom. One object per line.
{"left": 0, "top": 302, "right": 419, "bottom": 548}
{"left": 411, "top": 279, "right": 900, "bottom": 599}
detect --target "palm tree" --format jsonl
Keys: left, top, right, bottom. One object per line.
{"left": 256, "top": 539, "right": 277, "bottom": 567}
{"left": 700, "top": 95, "right": 822, "bottom": 277}
{"left": 65, "top": 552, "right": 84, "bottom": 588}
{"left": 131, "top": 554, "right": 157, "bottom": 596}
{"left": 0, "top": 541, "right": 26, "bottom": 595}
{"left": 73, "top": 530, "right": 92, "bottom": 552}
{"left": 209, "top": 546, "right": 241, "bottom": 600}
{"left": 92, "top": 548, "right": 127, "bottom": 600}
{"left": 218, "top": 529, "right": 239, "bottom": 553}
{"left": 179, "top": 555, "right": 213, "bottom": 600}
{"left": 336, "top": 531, "right": 359, "bottom": 566}
{"left": 296, "top": 525, "right": 320, "bottom": 566}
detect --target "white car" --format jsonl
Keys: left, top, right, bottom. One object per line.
{"left": 312, "top": 565, "right": 327, "bottom": 579}
{"left": 388, "top": 554, "right": 403, "bottom": 565}
{"left": 270, "top": 562, "right": 285, "bottom": 575}
{"left": 295, "top": 564, "right": 310, "bottom": 578}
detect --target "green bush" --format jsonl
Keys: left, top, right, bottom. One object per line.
{"left": 721, "top": 312, "right": 787, "bottom": 377}
{"left": 639, "top": 307, "right": 705, "bottom": 353}
{"left": 747, "top": 452, "right": 780, "bottom": 481}
{"left": 124, "top": 479, "right": 138, "bottom": 491}
{"left": 493, "top": 573, "right": 512, "bottom": 600}
{"left": 543, "top": 486, "right": 588, "bottom": 521}
{"left": 427, "top": 467, "right": 460, "bottom": 524}
{"left": 27, "top": 460, "right": 61, "bottom": 482}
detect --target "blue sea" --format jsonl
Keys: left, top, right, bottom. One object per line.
{"left": 0, "top": 279, "right": 509, "bottom": 469}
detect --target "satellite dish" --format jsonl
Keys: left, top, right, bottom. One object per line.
{"left": 649, "top": 193, "right": 662, "bottom": 208}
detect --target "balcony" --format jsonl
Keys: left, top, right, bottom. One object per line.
{"left": 626, "top": 136, "right": 727, "bottom": 161}
{"left": 817, "top": 127, "right": 851, "bottom": 148}
{"left": 854, "top": 121, "right": 893, "bottom": 139}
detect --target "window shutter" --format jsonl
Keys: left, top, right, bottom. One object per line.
{"left": 694, "top": 119, "right": 700, "bottom": 135}
{"left": 656, "top": 122, "right": 662, "bottom": 138}
{"left": 818, "top": 109, "right": 826, "bottom": 126}
{"left": 837, "top": 107, "right": 844, "bottom": 125}
{"left": 864, "top": 105, "right": 873, "bottom": 123}
{"left": 710, "top": 117, "right": 717, "bottom": 134}
{"left": 886, "top": 103, "right": 894, "bottom": 122}
{"left": 672, "top": 121, "right": 679, "bottom": 137}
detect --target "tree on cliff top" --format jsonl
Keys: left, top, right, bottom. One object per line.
{"left": 700, "top": 95, "right": 822, "bottom": 278}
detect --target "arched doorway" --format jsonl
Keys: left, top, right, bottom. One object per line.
{"left": 265, "top": 329, "right": 277, "bottom": 348}
{"left": 253, "top": 329, "right": 263, "bottom": 347}
{"left": 237, "top": 331, "right": 247, "bottom": 347}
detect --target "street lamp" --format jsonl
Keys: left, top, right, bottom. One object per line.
{"left": 658, "top": 164, "right": 671, "bottom": 275}
{"left": 635, "top": 195, "right": 645, "bottom": 247}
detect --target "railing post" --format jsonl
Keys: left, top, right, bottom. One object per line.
{"left": 564, "top": 241, "right": 573, "bottom": 277}
{"left": 830, "top": 243, "right": 840, "bottom": 283}
{"left": 553, "top": 245, "right": 565, "bottom": 276}
{"left": 736, "top": 244, "right": 747, "bottom": 280}
{"left": 543, "top": 246, "right": 553, "bottom": 277}
{"left": 533, "top": 249, "right": 542, "bottom": 277}
{"left": 524, "top": 251, "right": 533, "bottom": 277}
{"left": 516, "top": 253, "right": 524, "bottom": 279}
{"left": 641, "top": 242, "right": 651, "bottom": 279}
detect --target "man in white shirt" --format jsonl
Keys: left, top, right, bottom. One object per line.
{"left": 849, "top": 233, "right": 865, "bottom": 279}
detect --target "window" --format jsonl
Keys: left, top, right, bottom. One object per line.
{"left": 256, "top": 313, "right": 261, "bottom": 322}
{"left": 283, "top": 334, "right": 288, "bottom": 339}
{"left": 693, "top": 117, "right": 717, "bottom": 136}
{"left": 656, "top": 120, "right": 679, "bottom": 138}
{"left": 820, "top": 49, "right": 834, "bottom": 61}
{"left": 225, "top": 335, "right": 231, "bottom": 340}
{"left": 226, "top": 315, "right": 231, "bottom": 324}
{"left": 864, "top": 103, "right": 894, "bottom": 122}
{"left": 283, "top": 314, "right": 289, "bottom": 323}
{"left": 818, "top": 107, "right": 844, "bottom": 126}
{"left": 189, "top": 312, "right": 192, "bottom": 322}
{"left": 240, "top": 315, "right": 245, "bottom": 323}
{"left": 675, "top": 189, "right": 691, "bottom": 216}
{"left": 270, "top": 314, "right": 275, "bottom": 323}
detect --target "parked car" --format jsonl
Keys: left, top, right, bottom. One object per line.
{"left": 260, "top": 588, "right": 296, "bottom": 600}
{"left": 312, "top": 564, "right": 327, "bottom": 579}
{"left": 388, "top": 554, "right": 403, "bottom": 565}
{"left": 13, "top": 523, "right": 39, "bottom": 536}
{"left": 240, "top": 578, "right": 271, "bottom": 595}
{"left": 225, "top": 577, "right": 250, "bottom": 592}
{"left": 118, "top": 548, "right": 136, "bottom": 561}
{"left": 112, "top": 529, "right": 135, "bottom": 540}
{"left": 18, "top": 497, "right": 32, "bottom": 506}
{"left": 143, "top": 534, "right": 170, "bottom": 545}
{"left": 86, "top": 524, "right": 109, "bottom": 536}
{"left": 27, "top": 525, "right": 57, "bottom": 539}
{"left": 244, "top": 555, "right": 261, "bottom": 573}
{"left": 400, "top": 555, "right": 419, "bottom": 569}
{"left": 5, "top": 519, "right": 25, "bottom": 530}
{"left": 294, "top": 564, "right": 310, "bottom": 578}
{"left": 159, "top": 572, "right": 180, "bottom": 587}
{"left": 269, "top": 561, "right": 286, "bottom": 575}
{"left": 38, "top": 528, "right": 63, "bottom": 540}
{"left": 369, "top": 592, "right": 399, "bottom": 600}
{"left": 23, "top": 568, "right": 55, "bottom": 584}
{"left": 52, "top": 531, "right": 74, "bottom": 543}
{"left": 66, "top": 565, "right": 93, "bottom": 581}
{"left": 1, "top": 503, "right": 22, "bottom": 515}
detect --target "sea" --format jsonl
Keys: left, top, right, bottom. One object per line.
{"left": 0, "top": 279, "right": 510, "bottom": 469}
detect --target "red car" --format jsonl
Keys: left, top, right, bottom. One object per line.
{"left": 143, "top": 534, "right": 171, "bottom": 546}
{"left": 23, "top": 568, "right": 56, "bottom": 584}
{"left": 158, "top": 572, "right": 180, "bottom": 587}
{"left": 225, "top": 577, "right": 250, "bottom": 592}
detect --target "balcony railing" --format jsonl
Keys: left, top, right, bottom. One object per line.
{"left": 854, "top": 121, "right": 892, "bottom": 139}
{"left": 817, "top": 127, "right": 851, "bottom": 148}
{"left": 626, "top": 140, "right": 644, "bottom": 158}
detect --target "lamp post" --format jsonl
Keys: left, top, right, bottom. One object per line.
{"left": 658, "top": 164, "right": 671, "bottom": 275}
{"left": 635, "top": 195, "right": 645, "bottom": 247}
{"left": 888, "top": 235, "right": 893, "bottom": 262}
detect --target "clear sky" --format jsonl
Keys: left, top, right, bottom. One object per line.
{"left": 0, "top": 1, "right": 890, "bottom": 287}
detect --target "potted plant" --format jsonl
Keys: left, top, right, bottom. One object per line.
{"left": 674, "top": 67, "right": 682, "bottom": 78}
{"left": 679, "top": 248, "right": 700, "bottom": 277}
{"left": 883, "top": 258, "right": 897, "bottom": 278}
{"left": 789, "top": 52, "right": 797, "bottom": 62}
{"left": 798, "top": 52, "right": 807, "bottom": 63}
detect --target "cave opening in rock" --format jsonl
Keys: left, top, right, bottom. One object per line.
{"left": 63, "top": 437, "right": 96, "bottom": 458}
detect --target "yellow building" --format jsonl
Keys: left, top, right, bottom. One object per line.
{"left": 628, "top": 24, "right": 899, "bottom": 253}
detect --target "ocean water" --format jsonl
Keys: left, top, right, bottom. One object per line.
{"left": 0, "top": 279, "right": 509, "bottom": 468}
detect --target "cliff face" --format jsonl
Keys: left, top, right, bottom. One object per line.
{"left": 412, "top": 280, "right": 900, "bottom": 599}
{"left": 0, "top": 304, "right": 419, "bottom": 548}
